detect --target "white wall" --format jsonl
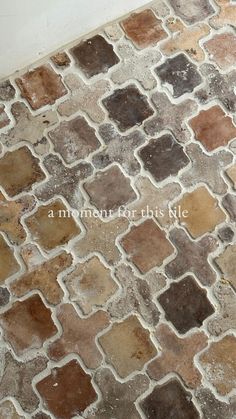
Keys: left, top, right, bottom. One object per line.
{"left": 0, "top": 0, "right": 149, "bottom": 79}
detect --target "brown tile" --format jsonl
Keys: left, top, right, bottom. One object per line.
{"left": 71, "top": 35, "right": 119, "bottom": 77}
{"left": 148, "top": 324, "right": 207, "bottom": 388}
{"left": 16, "top": 64, "right": 67, "bottom": 110}
{"left": 196, "top": 387, "right": 236, "bottom": 419}
{"left": 0, "top": 287, "right": 10, "bottom": 306}
{"left": 0, "top": 146, "right": 45, "bottom": 197}
{"left": 84, "top": 165, "right": 136, "bottom": 213}
{"left": 87, "top": 368, "right": 149, "bottom": 419}
{"left": 139, "top": 133, "right": 189, "bottom": 182}
{"left": 222, "top": 193, "right": 236, "bottom": 222}
{"left": 0, "top": 294, "right": 57, "bottom": 355}
{"left": 121, "top": 9, "right": 167, "bottom": 49}
{"left": 51, "top": 51, "right": 71, "bottom": 68}
{"left": 25, "top": 200, "right": 80, "bottom": 251}
{"left": 0, "top": 234, "right": 19, "bottom": 284}
{"left": 99, "top": 315, "right": 157, "bottom": 378}
{"left": 177, "top": 186, "right": 226, "bottom": 238}
{"left": 121, "top": 219, "right": 174, "bottom": 273}
{"left": 0, "top": 400, "right": 23, "bottom": 419}
{"left": 108, "top": 264, "right": 166, "bottom": 325}
{"left": 64, "top": 256, "right": 118, "bottom": 314}
{"left": 199, "top": 335, "right": 236, "bottom": 396}
{"left": 11, "top": 251, "right": 73, "bottom": 305}
{"left": 32, "top": 413, "right": 51, "bottom": 419}
{"left": 210, "top": 0, "right": 236, "bottom": 29}
{"left": 0, "top": 351, "right": 47, "bottom": 413}
{"left": 0, "top": 79, "right": 15, "bottom": 101}
{"left": 215, "top": 244, "right": 236, "bottom": 289}
{"left": 0, "top": 102, "right": 58, "bottom": 155}
{"left": 48, "top": 115, "right": 100, "bottom": 164}
{"left": 48, "top": 304, "right": 109, "bottom": 368}
{"left": 189, "top": 105, "right": 236, "bottom": 151}
{"left": 36, "top": 360, "right": 97, "bottom": 417}
{"left": 204, "top": 32, "right": 236, "bottom": 70}
{"left": 158, "top": 275, "right": 214, "bottom": 334}
{"left": 165, "top": 228, "right": 218, "bottom": 286}
{"left": 169, "top": 0, "right": 214, "bottom": 24}
{"left": 0, "top": 192, "right": 35, "bottom": 244}
{"left": 208, "top": 282, "right": 236, "bottom": 336}
{"left": 218, "top": 225, "right": 234, "bottom": 242}
{"left": 103, "top": 85, "right": 153, "bottom": 132}
{"left": 140, "top": 379, "right": 199, "bottom": 419}
{"left": 0, "top": 104, "right": 10, "bottom": 129}
{"left": 75, "top": 215, "right": 129, "bottom": 264}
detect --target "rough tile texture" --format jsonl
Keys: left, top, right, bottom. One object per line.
{"left": 1, "top": 3, "right": 236, "bottom": 417}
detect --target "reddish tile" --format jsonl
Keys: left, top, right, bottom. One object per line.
{"left": 210, "top": 0, "right": 236, "bottom": 29}
{"left": 0, "top": 234, "right": 19, "bottom": 284}
{"left": 205, "top": 32, "right": 236, "bottom": 70}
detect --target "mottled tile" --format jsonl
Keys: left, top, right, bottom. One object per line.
{"left": 64, "top": 256, "right": 118, "bottom": 315}
{"left": 121, "top": 219, "right": 174, "bottom": 273}
{"left": 165, "top": 228, "right": 218, "bottom": 285}
{"left": 121, "top": 9, "right": 167, "bottom": 49}
{"left": 48, "top": 115, "right": 100, "bottom": 164}
{"left": 103, "top": 85, "right": 153, "bottom": 132}
{"left": 155, "top": 53, "right": 202, "bottom": 98}
{"left": 0, "top": 234, "right": 19, "bottom": 284}
{"left": 0, "top": 400, "right": 23, "bottom": 418}
{"left": 204, "top": 32, "right": 236, "bottom": 70}
{"left": 226, "top": 164, "right": 236, "bottom": 189}
{"left": 25, "top": 200, "right": 80, "bottom": 251}
{"left": 218, "top": 225, "right": 234, "bottom": 242}
{"left": 169, "top": 0, "right": 214, "bottom": 24}
{"left": 199, "top": 335, "right": 236, "bottom": 396}
{"left": 148, "top": 324, "right": 207, "bottom": 388}
{"left": 71, "top": 35, "right": 119, "bottom": 77}
{"left": 140, "top": 379, "right": 199, "bottom": 419}
{"left": 48, "top": 304, "right": 109, "bottom": 368}
{"left": 16, "top": 65, "right": 67, "bottom": 110}
{"left": 36, "top": 360, "right": 97, "bottom": 418}
{"left": 99, "top": 315, "right": 157, "bottom": 378}
{"left": 215, "top": 244, "right": 236, "bottom": 289}
{"left": 84, "top": 165, "right": 136, "bottom": 213}
{"left": 139, "top": 133, "right": 189, "bottom": 182}
{"left": 0, "top": 105, "right": 10, "bottom": 129}
{"left": 222, "top": 193, "right": 236, "bottom": 222}
{"left": 0, "top": 79, "right": 15, "bottom": 101}
{"left": 51, "top": 51, "right": 71, "bottom": 68}
{"left": 210, "top": 0, "right": 236, "bottom": 29}
{"left": 208, "top": 282, "right": 236, "bottom": 336}
{"left": 32, "top": 413, "right": 51, "bottom": 419}
{"left": 0, "top": 294, "right": 57, "bottom": 355}
{"left": 104, "top": 22, "right": 123, "bottom": 41}
{"left": 195, "top": 387, "right": 236, "bottom": 419}
{"left": 0, "top": 287, "right": 10, "bottom": 306}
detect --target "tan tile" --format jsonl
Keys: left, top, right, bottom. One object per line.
{"left": 215, "top": 244, "right": 236, "bottom": 289}
{"left": 0, "top": 400, "right": 23, "bottom": 418}
{"left": 51, "top": 51, "right": 71, "bottom": 68}
{"left": 210, "top": 0, "right": 236, "bottom": 29}
{"left": 227, "top": 164, "right": 236, "bottom": 189}
{"left": 0, "top": 104, "right": 10, "bottom": 129}
{"left": 0, "top": 234, "right": 19, "bottom": 284}
{"left": 205, "top": 32, "right": 236, "bottom": 69}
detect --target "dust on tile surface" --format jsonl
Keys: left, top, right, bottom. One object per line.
{"left": 0, "top": 0, "right": 236, "bottom": 417}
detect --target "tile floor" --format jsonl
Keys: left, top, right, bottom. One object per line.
{"left": 0, "top": 0, "right": 236, "bottom": 417}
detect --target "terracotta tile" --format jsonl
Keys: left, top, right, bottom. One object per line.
{"left": 0, "top": 105, "right": 10, "bottom": 129}
{"left": 0, "top": 294, "right": 57, "bottom": 355}
{"left": 108, "top": 264, "right": 166, "bottom": 325}
{"left": 99, "top": 315, "right": 157, "bottom": 378}
{"left": 196, "top": 63, "right": 236, "bottom": 112}
{"left": 111, "top": 42, "right": 161, "bottom": 90}
{"left": 162, "top": 18, "right": 210, "bottom": 61}
{"left": 36, "top": 360, "right": 97, "bottom": 417}
{"left": 0, "top": 146, "right": 45, "bottom": 197}
{"left": 48, "top": 304, "right": 109, "bottom": 368}
{"left": 0, "top": 192, "right": 35, "bottom": 245}
{"left": 121, "top": 219, "right": 173, "bottom": 274}
{"left": 177, "top": 186, "right": 226, "bottom": 238}
{"left": 75, "top": 215, "right": 128, "bottom": 264}
{"left": 226, "top": 164, "right": 236, "bottom": 188}
{"left": 196, "top": 388, "right": 236, "bottom": 419}
{"left": 0, "top": 286, "right": 10, "bottom": 306}
{"left": 36, "top": 154, "right": 92, "bottom": 208}
{"left": 144, "top": 91, "right": 197, "bottom": 143}
{"left": 218, "top": 225, "right": 234, "bottom": 242}
{"left": 0, "top": 234, "right": 19, "bottom": 284}
{"left": 189, "top": 105, "right": 236, "bottom": 151}
{"left": 58, "top": 73, "right": 110, "bottom": 123}
{"left": 84, "top": 165, "right": 136, "bottom": 213}
{"left": 215, "top": 244, "right": 236, "bottom": 289}
{"left": 121, "top": 9, "right": 167, "bottom": 49}
{"left": 139, "top": 133, "right": 189, "bottom": 182}
{"left": 155, "top": 53, "right": 202, "bottom": 98}
{"left": 93, "top": 123, "right": 145, "bottom": 175}
{"left": 0, "top": 102, "right": 58, "bottom": 154}
{"left": 64, "top": 256, "right": 118, "bottom": 315}
{"left": 51, "top": 51, "right": 71, "bottom": 68}
{"left": 165, "top": 228, "right": 218, "bottom": 286}
{"left": 48, "top": 115, "right": 100, "bottom": 164}
{"left": 71, "top": 35, "right": 119, "bottom": 77}
{"left": 210, "top": 0, "right": 236, "bottom": 29}
{"left": 180, "top": 144, "right": 232, "bottom": 194}
{"left": 11, "top": 251, "right": 72, "bottom": 305}
{"left": 208, "top": 282, "right": 236, "bottom": 336}
{"left": 0, "top": 79, "right": 15, "bottom": 101}
{"left": 25, "top": 200, "right": 80, "bottom": 251}
{"left": 169, "top": 0, "right": 214, "bottom": 24}
{"left": 103, "top": 85, "right": 153, "bottom": 132}
{"left": 128, "top": 177, "right": 181, "bottom": 227}
{"left": 148, "top": 324, "right": 207, "bottom": 388}
{"left": 158, "top": 276, "right": 214, "bottom": 333}
{"left": 16, "top": 64, "right": 67, "bottom": 110}
{"left": 140, "top": 379, "right": 199, "bottom": 419}
{"left": 222, "top": 193, "right": 236, "bottom": 222}
{"left": 87, "top": 368, "right": 149, "bottom": 419}
{"left": 205, "top": 32, "right": 236, "bottom": 70}
{"left": 199, "top": 335, "right": 236, "bottom": 396}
